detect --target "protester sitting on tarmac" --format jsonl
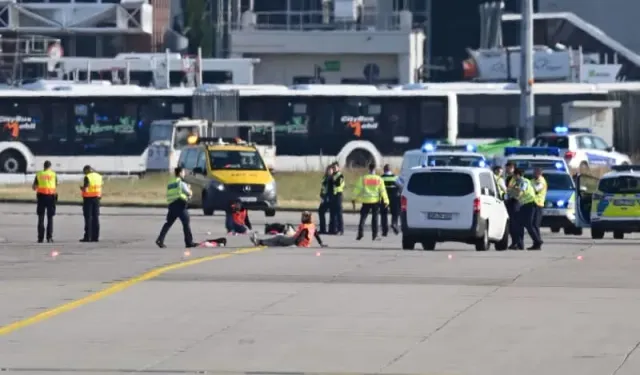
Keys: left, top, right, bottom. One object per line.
{"left": 250, "top": 211, "right": 327, "bottom": 248}
{"left": 226, "top": 199, "right": 253, "bottom": 235}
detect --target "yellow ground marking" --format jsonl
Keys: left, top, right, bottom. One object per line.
{"left": 0, "top": 247, "right": 264, "bottom": 336}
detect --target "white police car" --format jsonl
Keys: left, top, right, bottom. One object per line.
{"left": 400, "top": 166, "right": 509, "bottom": 251}
{"left": 532, "top": 126, "right": 630, "bottom": 170}
{"left": 398, "top": 143, "right": 489, "bottom": 187}
{"left": 503, "top": 146, "right": 570, "bottom": 171}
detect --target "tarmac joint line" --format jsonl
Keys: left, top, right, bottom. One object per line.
{"left": 0, "top": 246, "right": 265, "bottom": 337}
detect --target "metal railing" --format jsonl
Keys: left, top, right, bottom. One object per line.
{"left": 231, "top": 10, "right": 428, "bottom": 32}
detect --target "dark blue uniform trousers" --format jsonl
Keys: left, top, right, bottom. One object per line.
{"left": 518, "top": 202, "right": 543, "bottom": 247}
{"left": 157, "top": 200, "right": 194, "bottom": 247}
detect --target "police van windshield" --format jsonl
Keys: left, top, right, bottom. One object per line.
{"left": 532, "top": 136, "right": 569, "bottom": 148}
{"left": 524, "top": 173, "right": 574, "bottom": 190}
{"left": 598, "top": 176, "right": 640, "bottom": 194}
{"left": 209, "top": 150, "right": 266, "bottom": 171}
{"left": 427, "top": 155, "right": 484, "bottom": 166}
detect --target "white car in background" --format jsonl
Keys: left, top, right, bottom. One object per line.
{"left": 532, "top": 126, "right": 630, "bottom": 170}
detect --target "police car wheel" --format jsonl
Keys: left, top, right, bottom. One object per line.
{"left": 613, "top": 231, "right": 624, "bottom": 240}
{"left": 265, "top": 209, "right": 276, "bottom": 217}
{"left": 475, "top": 225, "right": 490, "bottom": 251}
{"left": 402, "top": 235, "right": 416, "bottom": 250}
{"left": 551, "top": 227, "right": 560, "bottom": 233}
{"left": 421, "top": 240, "right": 436, "bottom": 250}
{"left": 591, "top": 228, "right": 605, "bottom": 239}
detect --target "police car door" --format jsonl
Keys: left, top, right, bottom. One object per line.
{"left": 479, "top": 171, "right": 506, "bottom": 239}
{"left": 578, "top": 135, "right": 617, "bottom": 167}
{"left": 574, "top": 174, "right": 599, "bottom": 227}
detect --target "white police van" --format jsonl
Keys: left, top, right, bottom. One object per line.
{"left": 398, "top": 143, "right": 489, "bottom": 187}
{"left": 532, "top": 126, "right": 630, "bottom": 170}
{"left": 400, "top": 166, "right": 509, "bottom": 251}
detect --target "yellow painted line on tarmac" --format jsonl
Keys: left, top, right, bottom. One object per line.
{"left": 0, "top": 246, "right": 265, "bottom": 336}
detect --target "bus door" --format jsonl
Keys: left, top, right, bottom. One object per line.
{"left": 147, "top": 120, "right": 175, "bottom": 171}
{"left": 575, "top": 174, "right": 599, "bottom": 228}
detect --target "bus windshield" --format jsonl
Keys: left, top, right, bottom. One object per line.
{"left": 149, "top": 123, "right": 173, "bottom": 144}
{"left": 209, "top": 150, "right": 266, "bottom": 170}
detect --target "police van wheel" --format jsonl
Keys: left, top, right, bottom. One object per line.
{"left": 551, "top": 227, "right": 561, "bottom": 233}
{"left": 421, "top": 240, "right": 436, "bottom": 250}
{"left": 613, "top": 231, "right": 624, "bottom": 239}
{"left": 265, "top": 209, "right": 276, "bottom": 217}
{"left": 475, "top": 225, "right": 490, "bottom": 251}
{"left": 201, "top": 192, "right": 214, "bottom": 216}
{"left": 402, "top": 235, "right": 416, "bottom": 250}
{"left": 591, "top": 228, "right": 605, "bottom": 239}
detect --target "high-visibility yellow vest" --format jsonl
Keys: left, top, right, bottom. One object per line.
{"left": 333, "top": 171, "right": 345, "bottom": 194}
{"left": 82, "top": 172, "right": 103, "bottom": 198}
{"left": 167, "top": 177, "right": 188, "bottom": 203}
{"left": 36, "top": 169, "right": 56, "bottom": 195}
{"left": 353, "top": 173, "right": 389, "bottom": 205}
{"left": 519, "top": 178, "right": 536, "bottom": 205}
{"left": 494, "top": 174, "right": 506, "bottom": 197}
{"left": 533, "top": 176, "right": 548, "bottom": 207}
{"left": 320, "top": 175, "right": 329, "bottom": 196}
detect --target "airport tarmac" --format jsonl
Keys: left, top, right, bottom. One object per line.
{"left": 1, "top": 203, "right": 640, "bottom": 375}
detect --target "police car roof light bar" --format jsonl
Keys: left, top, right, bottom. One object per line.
{"left": 553, "top": 126, "right": 592, "bottom": 134}
{"left": 435, "top": 144, "right": 477, "bottom": 152}
{"left": 611, "top": 165, "right": 640, "bottom": 172}
{"left": 504, "top": 146, "right": 561, "bottom": 157}
{"left": 196, "top": 137, "right": 251, "bottom": 146}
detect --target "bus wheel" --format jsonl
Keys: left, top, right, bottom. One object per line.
{"left": 0, "top": 150, "right": 25, "bottom": 174}
{"left": 346, "top": 149, "right": 373, "bottom": 169}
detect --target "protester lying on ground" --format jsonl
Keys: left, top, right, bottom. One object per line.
{"left": 250, "top": 211, "right": 327, "bottom": 248}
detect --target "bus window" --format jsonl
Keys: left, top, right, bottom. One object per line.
{"left": 420, "top": 99, "right": 447, "bottom": 138}
{"left": 149, "top": 122, "right": 174, "bottom": 143}
{"left": 0, "top": 101, "right": 43, "bottom": 144}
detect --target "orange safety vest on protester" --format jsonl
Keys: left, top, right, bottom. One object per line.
{"left": 294, "top": 223, "right": 316, "bottom": 247}
{"left": 82, "top": 172, "right": 103, "bottom": 198}
{"left": 36, "top": 169, "right": 56, "bottom": 195}
{"left": 231, "top": 205, "right": 247, "bottom": 226}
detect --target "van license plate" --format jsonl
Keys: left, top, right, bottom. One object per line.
{"left": 543, "top": 209, "right": 563, "bottom": 216}
{"left": 427, "top": 212, "right": 452, "bottom": 220}
{"left": 239, "top": 197, "right": 258, "bottom": 202}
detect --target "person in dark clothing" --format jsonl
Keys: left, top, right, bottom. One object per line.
{"left": 380, "top": 164, "right": 400, "bottom": 236}
{"left": 318, "top": 165, "right": 334, "bottom": 234}
{"left": 32, "top": 160, "right": 58, "bottom": 243}
{"left": 503, "top": 162, "right": 522, "bottom": 249}
{"left": 156, "top": 167, "right": 197, "bottom": 248}
{"left": 80, "top": 165, "right": 103, "bottom": 242}
{"left": 250, "top": 211, "right": 328, "bottom": 247}
{"left": 329, "top": 162, "right": 345, "bottom": 235}
{"left": 226, "top": 199, "right": 253, "bottom": 234}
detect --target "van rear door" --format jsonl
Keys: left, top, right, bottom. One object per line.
{"left": 405, "top": 170, "right": 476, "bottom": 230}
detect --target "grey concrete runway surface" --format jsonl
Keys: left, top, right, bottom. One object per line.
{"left": 1, "top": 203, "right": 640, "bottom": 375}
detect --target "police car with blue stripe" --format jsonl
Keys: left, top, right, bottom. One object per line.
{"left": 502, "top": 146, "right": 581, "bottom": 235}
{"left": 398, "top": 143, "right": 490, "bottom": 187}
{"left": 532, "top": 126, "right": 630, "bottom": 170}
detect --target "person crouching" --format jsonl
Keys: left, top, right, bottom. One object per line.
{"left": 226, "top": 199, "right": 253, "bottom": 235}
{"left": 250, "top": 211, "right": 327, "bottom": 248}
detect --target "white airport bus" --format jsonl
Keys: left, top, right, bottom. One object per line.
{"left": 1, "top": 80, "right": 638, "bottom": 174}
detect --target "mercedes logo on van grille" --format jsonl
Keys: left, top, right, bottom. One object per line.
{"left": 243, "top": 185, "right": 251, "bottom": 193}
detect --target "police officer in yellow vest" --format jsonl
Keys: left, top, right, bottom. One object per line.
{"left": 511, "top": 168, "right": 543, "bottom": 250}
{"left": 380, "top": 164, "right": 400, "bottom": 236}
{"left": 492, "top": 165, "right": 507, "bottom": 199}
{"left": 329, "top": 162, "right": 345, "bottom": 235}
{"left": 531, "top": 167, "right": 547, "bottom": 249}
{"left": 32, "top": 160, "right": 58, "bottom": 243}
{"left": 318, "top": 164, "right": 334, "bottom": 234}
{"left": 79, "top": 165, "right": 103, "bottom": 242}
{"left": 352, "top": 162, "right": 389, "bottom": 241}
{"left": 156, "top": 167, "right": 197, "bottom": 248}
